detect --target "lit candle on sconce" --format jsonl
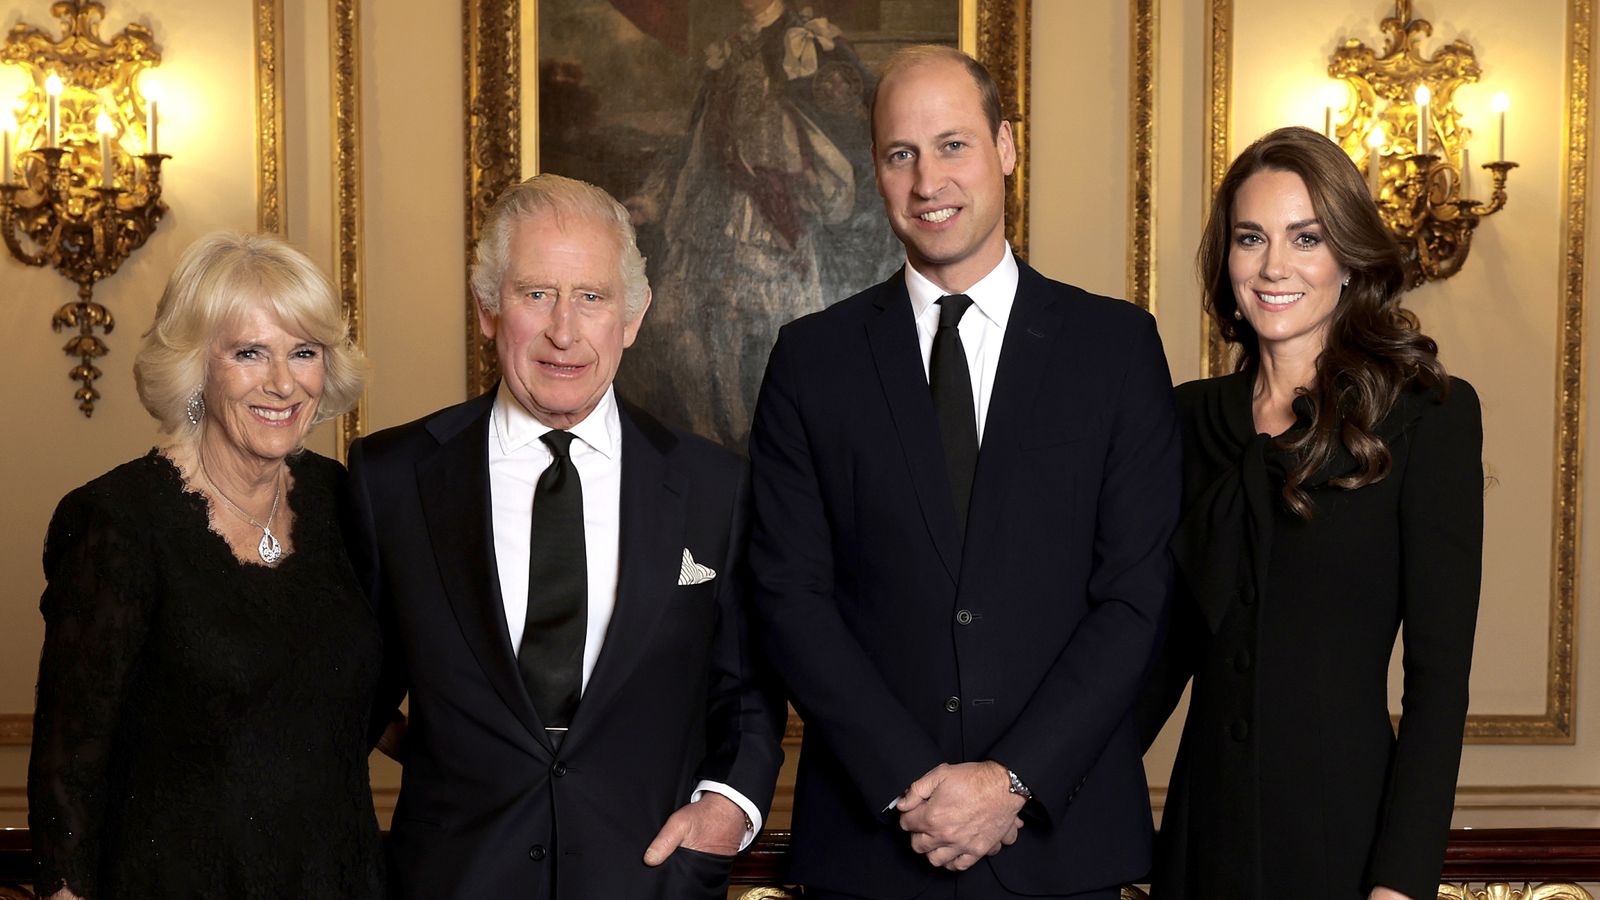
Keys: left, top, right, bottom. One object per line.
{"left": 44, "top": 73, "right": 62, "bottom": 148}
{"left": 1492, "top": 92, "right": 1510, "bottom": 162}
{"left": 1322, "top": 83, "right": 1347, "bottom": 140}
{"left": 1366, "top": 125, "right": 1386, "bottom": 196}
{"left": 96, "top": 111, "right": 115, "bottom": 189}
{"left": 140, "top": 72, "right": 161, "bottom": 156}
{"left": 1414, "top": 85, "right": 1431, "bottom": 156}
{"left": 0, "top": 109, "right": 15, "bottom": 186}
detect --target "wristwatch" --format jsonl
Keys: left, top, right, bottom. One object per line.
{"left": 1006, "top": 768, "right": 1033, "bottom": 801}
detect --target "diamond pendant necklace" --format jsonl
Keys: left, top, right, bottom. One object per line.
{"left": 198, "top": 453, "right": 285, "bottom": 564}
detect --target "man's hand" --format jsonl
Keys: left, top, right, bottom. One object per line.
{"left": 642, "top": 791, "right": 748, "bottom": 866}
{"left": 896, "top": 761, "right": 1025, "bottom": 871}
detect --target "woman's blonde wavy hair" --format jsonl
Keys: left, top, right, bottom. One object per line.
{"left": 135, "top": 231, "right": 368, "bottom": 440}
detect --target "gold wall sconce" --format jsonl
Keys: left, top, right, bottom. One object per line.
{"left": 1323, "top": 0, "right": 1515, "bottom": 288}
{"left": 1, "top": 0, "right": 169, "bottom": 417}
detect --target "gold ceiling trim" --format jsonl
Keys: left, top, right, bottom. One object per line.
{"left": 1208, "top": 0, "right": 1586, "bottom": 743}
{"left": 253, "top": 0, "right": 284, "bottom": 235}
{"left": 1127, "top": 0, "right": 1156, "bottom": 313}
{"left": 332, "top": 0, "right": 366, "bottom": 458}
{"left": 463, "top": 0, "right": 1031, "bottom": 397}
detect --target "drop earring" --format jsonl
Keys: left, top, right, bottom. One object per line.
{"left": 186, "top": 389, "right": 205, "bottom": 425}
{"left": 1232, "top": 308, "right": 1243, "bottom": 320}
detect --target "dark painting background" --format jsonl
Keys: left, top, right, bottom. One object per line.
{"left": 538, "top": 0, "right": 959, "bottom": 447}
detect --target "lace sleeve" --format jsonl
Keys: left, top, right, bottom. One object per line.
{"left": 28, "top": 487, "right": 160, "bottom": 899}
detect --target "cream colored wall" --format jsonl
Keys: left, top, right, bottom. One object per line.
{"left": 0, "top": 0, "right": 1595, "bottom": 844}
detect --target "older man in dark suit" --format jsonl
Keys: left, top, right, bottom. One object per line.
{"left": 747, "top": 46, "right": 1182, "bottom": 899}
{"left": 346, "top": 174, "right": 785, "bottom": 899}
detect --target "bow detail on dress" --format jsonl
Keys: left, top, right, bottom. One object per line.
{"left": 783, "top": 13, "right": 843, "bottom": 80}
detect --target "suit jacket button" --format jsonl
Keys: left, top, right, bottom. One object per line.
{"left": 529, "top": 844, "right": 547, "bottom": 861}
{"left": 1233, "top": 650, "right": 1252, "bottom": 672}
{"left": 1229, "top": 718, "right": 1250, "bottom": 741}
{"left": 944, "top": 696, "right": 961, "bottom": 713}
{"left": 552, "top": 763, "right": 567, "bottom": 777}
{"left": 955, "top": 609, "right": 973, "bottom": 625}
{"left": 1240, "top": 586, "right": 1256, "bottom": 606}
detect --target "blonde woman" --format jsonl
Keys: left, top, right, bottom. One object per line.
{"left": 29, "top": 232, "right": 381, "bottom": 899}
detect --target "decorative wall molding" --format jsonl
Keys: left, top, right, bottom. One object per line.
{"left": 975, "top": 0, "right": 1031, "bottom": 261}
{"left": 253, "top": 0, "right": 285, "bottom": 235}
{"left": 331, "top": 0, "right": 366, "bottom": 458}
{"left": 1127, "top": 0, "right": 1157, "bottom": 313}
{"left": 1203, "top": 0, "right": 1231, "bottom": 378}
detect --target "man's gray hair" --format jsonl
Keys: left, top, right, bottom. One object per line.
{"left": 470, "top": 173, "right": 650, "bottom": 319}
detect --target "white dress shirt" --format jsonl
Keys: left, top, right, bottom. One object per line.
{"left": 487, "top": 382, "right": 760, "bottom": 846}
{"left": 904, "top": 246, "right": 1019, "bottom": 443}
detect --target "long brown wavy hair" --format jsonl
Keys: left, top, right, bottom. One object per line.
{"left": 1198, "top": 126, "right": 1448, "bottom": 518}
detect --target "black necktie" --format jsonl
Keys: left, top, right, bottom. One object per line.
{"left": 931, "top": 294, "right": 979, "bottom": 528}
{"left": 519, "top": 430, "right": 587, "bottom": 733}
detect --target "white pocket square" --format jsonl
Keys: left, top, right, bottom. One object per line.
{"left": 679, "top": 548, "right": 717, "bottom": 586}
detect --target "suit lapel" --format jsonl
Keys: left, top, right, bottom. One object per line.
{"left": 864, "top": 274, "right": 962, "bottom": 583}
{"left": 415, "top": 396, "right": 553, "bottom": 753}
{"left": 564, "top": 405, "right": 685, "bottom": 747}
{"left": 963, "top": 263, "right": 1062, "bottom": 572}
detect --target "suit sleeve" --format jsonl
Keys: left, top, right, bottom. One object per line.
{"left": 987, "top": 313, "right": 1181, "bottom": 825}
{"left": 344, "top": 438, "right": 410, "bottom": 752}
{"left": 748, "top": 331, "right": 945, "bottom": 821}
{"left": 1365, "top": 380, "right": 1483, "bottom": 898}
{"left": 695, "top": 465, "right": 788, "bottom": 822}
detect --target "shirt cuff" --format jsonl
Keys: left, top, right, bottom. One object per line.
{"left": 691, "top": 780, "right": 762, "bottom": 851}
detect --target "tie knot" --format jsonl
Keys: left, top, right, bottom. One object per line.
{"left": 937, "top": 294, "right": 974, "bottom": 328}
{"left": 540, "top": 430, "right": 577, "bottom": 458}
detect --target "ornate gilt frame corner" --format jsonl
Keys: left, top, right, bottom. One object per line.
{"left": 332, "top": 0, "right": 366, "bottom": 457}
{"left": 253, "top": 0, "right": 286, "bottom": 236}
{"left": 1207, "top": 0, "right": 1586, "bottom": 744}
{"left": 974, "top": 0, "right": 1031, "bottom": 260}
{"left": 464, "top": 0, "right": 1029, "bottom": 397}
{"left": 1127, "top": 0, "right": 1157, "bottom": 313}
{"left": 463, "top": 0, "right": 520, "bottom": 399}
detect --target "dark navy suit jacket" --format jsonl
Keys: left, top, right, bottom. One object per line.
{"left": 748, "top": 260, "right": 1181, "bottom": 898}
{"left": 346, "top": 391, "right": 785, "bottom": 899}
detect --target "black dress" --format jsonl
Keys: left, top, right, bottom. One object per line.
{"left": 28, "top": 449, "right": 384, "bottom": 899}
{"left": 1139, "top": 373, "right": 1483, "bottom": 900}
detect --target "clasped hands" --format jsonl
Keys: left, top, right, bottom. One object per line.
{"left": 896, "top": 761, "right": 1026, "bottom": 871}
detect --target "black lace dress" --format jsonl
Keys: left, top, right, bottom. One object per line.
{"left": 28, "top": 449, "right": 384, "bottom": 899}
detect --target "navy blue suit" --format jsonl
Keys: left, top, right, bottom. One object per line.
{"left": 748, "top": 261, "right": 1181, "bottom": 898}
{"left": 345, "top": 392, "right": 785, "bottom": 899}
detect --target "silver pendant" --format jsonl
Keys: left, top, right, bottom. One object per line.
{"left": 258, "top": 527, "right": 283, "bottom": 564}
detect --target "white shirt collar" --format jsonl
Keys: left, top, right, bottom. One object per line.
{"left": 904, "top": 245, "right": 1019, "bottom": 332}
{"left": 492, "top": 381, "right": 621, "bottom": 460}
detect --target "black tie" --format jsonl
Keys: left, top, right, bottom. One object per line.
{"left": 931, "top": 294, "right": 979, "bottom": 528}
{"left": 519, "top": 430, "right": 587, "bottom": 733}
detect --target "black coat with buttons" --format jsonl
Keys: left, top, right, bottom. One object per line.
{"left": 1138, "top": 371, "right": 1483, "bottom": 900}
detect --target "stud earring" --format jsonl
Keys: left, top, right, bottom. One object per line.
{"left": 1232, "top": 308, "right": 1243, "bottom": 320}
{"left": 185, "top": 389, "right": 205, "bottom": 425}
{"left": 1342, "top": 275, "right": 1352, "bottom": 287}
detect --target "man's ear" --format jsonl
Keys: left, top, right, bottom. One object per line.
{"left": 996, "top": 120, "right": 1016, "bottom": 178}
{"left": 476, "top": 296, "right": 499, "bottom": 341}
{"left": 623, "top": 287, "right": 653, "bottom": 349}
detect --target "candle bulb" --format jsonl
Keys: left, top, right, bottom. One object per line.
{"left": 1367, "top": 126, "right": 1386, "bottom": 197}
{"left": 0, "top": 110, "right": 14, "bottom": 186}
{"left": 1414, "top": 85, "right": 1431, "bottom": 156}
{"left": 44, "top": 73, "right": 62, "bottom": 149}
{"left": 96, "top": 110, "right": 115, "bottom": 189}
{"left": 1324, "top": 106, "right": 1333, "bottom": 139}
{"left": 1321, "top": 83, "right": 1347, "bottom": 142}
{"left": 1461, "top": 145, "right": 1471, "bottom": 198}
{"left": 1493, "top": 92, "right": 1510, "bottom": 162}
{"left": 141, "top": 73, "right": 161, "bottom": 156}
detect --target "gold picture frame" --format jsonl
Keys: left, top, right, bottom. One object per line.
{"left": 462, "top": 0, "right": 1033, "bottom": 406}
